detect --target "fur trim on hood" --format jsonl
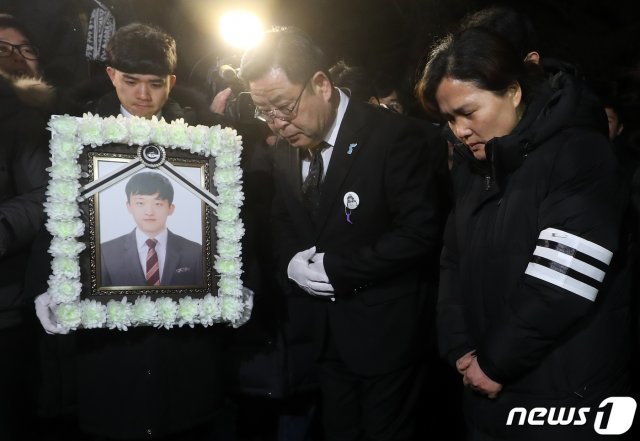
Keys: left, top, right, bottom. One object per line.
{"left": 0, "top": 69, "right": 56, "bottom": 111}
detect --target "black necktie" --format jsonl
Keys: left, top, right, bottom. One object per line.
{"left": 302, "top": 144, "right": 324, "bottom": 215}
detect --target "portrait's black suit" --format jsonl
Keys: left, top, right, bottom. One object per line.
{"left": 272, "top": 100, "right": 441, "bottom": 441}
{"left": 100, "top": 229, "right": 203, "bottom": 286}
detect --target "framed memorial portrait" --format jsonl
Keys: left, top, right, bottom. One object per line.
{"left": 44, "top": 114, "right": 249, "bottom": 330}
{"left": 90, "top": 152, "right": 210, "bottom": 293}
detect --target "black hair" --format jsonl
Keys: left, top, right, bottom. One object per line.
{"left": 125, "top": 172, "right": 174, "bottom": 204}
{"left": 0, "top": 13, "right": 35, "bottom": 43}
{"left": 329, "top": 60, "right": 376, "bottom": 102}
{"left": 458, "top": 6, "right": 539, "bottom": 60}
{"left": 239, "top": 26, "right": 331, "bottom": 86}
{"left": 372, "top": 72, "right": 402, "bottom": 100}
{"left": 373, "top": 72, "right": 412, "bottom": 112}
{"left": 416, "top": 28, "right": 543, "bottom": 119}
{"left": 106, "top": 23, "right": 176, "bottom": 76}
{"left": 591, "top": 78, "right": 627, "bottom": 124}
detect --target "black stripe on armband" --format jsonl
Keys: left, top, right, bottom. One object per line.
{"left": 530, "top": 255, "right": 601, "bottom": 289}
{"left": 536, "top": 239, "right": 609, "bottom": 273}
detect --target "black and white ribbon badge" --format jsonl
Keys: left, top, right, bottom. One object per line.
{"left": 343, "top": 191, "right": 359, "bottom": 224}
{"left": 138, "top": 144, "right": 166, "bottom": 168}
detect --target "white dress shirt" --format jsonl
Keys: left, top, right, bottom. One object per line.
{"left": 301, "top": 88, "right": 350, "bottom": 181}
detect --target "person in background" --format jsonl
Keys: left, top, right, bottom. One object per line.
{"left": 0, "top": 13, "right": 39, "bottom": 78}
{"left": 457, "top": 5, "right": 541, "bottom": 64}
{"left": 592, "top": 80, "right": 639, "bottom": 181}
{"left": 0, "top": 13, "right": 55, "bottom": 112}
{"left": 605, "top": 100, "right": 625, "bottom": 142}
{"left": 329, "top": 60, "right": 378, "bottom": 104}
{"left": 594, "top": 80, "right": 640, "bottom": 440}
{"left": 0, "top": 12, "right": 51, "bottom": 441}
{"left": 417, "top": 27, "right": 631, "bottom": 440}
{"left": 328, "top": 61, "right": 410, "bottom": 116}
{"left": 372, "top": 72, "right": 408, "bottom": 115}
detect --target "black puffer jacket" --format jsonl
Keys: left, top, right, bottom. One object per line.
{"left": 439, "top": 72, "right": 631, "bottom": 439}
{"left": 0, "top": 71, "right": 50, "bottom": 329}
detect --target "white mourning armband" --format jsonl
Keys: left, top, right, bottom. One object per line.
{"left": 524, "top": 228, "right": 613, "bottom": 301}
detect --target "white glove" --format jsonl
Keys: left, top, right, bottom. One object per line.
{"left": 308, "top": 253, "right": 334, "bottom": 297}
{"left": 287, "top": 247, "right": 335, "bottom": 297}
{"left": 232, "top": 287, "right": 255, "bottom": 329}
{"left": 34, "top": 293, "right": 69, "bottom": 335}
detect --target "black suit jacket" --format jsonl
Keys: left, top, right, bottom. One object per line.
{"left": 272, "top": 100, "right": 441, "bottom": 376}
{"left": 100, "top": 229, "right": 203, "bottom": 287}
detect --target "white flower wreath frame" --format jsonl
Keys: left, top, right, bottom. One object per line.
{"left": 44, "top": 113, "right": 251, "bottom": 331}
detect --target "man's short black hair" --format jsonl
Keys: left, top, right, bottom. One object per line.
{"left": 240, "top": 26, "right": 331, "bottom": 85}
{"left": 0, "top": 14, "right": 35, "bottom": 45}
{"left": 106, "top": 23, "right": 177, "bottom": 76}
{"left": 125, "top": 172, "right": 174, "bottom": 205}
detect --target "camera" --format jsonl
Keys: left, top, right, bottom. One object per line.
{"left": 212, "top": 63, "right": 261, "bottom": 126}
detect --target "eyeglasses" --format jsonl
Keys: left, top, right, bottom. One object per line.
{"left": 0, "top": 40, "right": 39, "bottom": 60}
{"left": 254, "top": 78, "right": 310, "bottom": 123}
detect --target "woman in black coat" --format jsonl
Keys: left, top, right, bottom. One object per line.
{"left": 416, "top": 29, "right": 632, "bottom": 440}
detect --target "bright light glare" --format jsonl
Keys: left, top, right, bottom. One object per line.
{"left": 219, "top": 11, "right": 263, "bottom": 50}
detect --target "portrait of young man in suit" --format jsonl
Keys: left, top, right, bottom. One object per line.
{"left": 100, "top": 171, "right": 203, "bottom": 287}
{"left": 240, "top": 27, "right": 442, "bottom": 441}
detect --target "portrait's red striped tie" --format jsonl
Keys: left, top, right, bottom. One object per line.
{"left": 145, "top": 238, "right": 160, "bottom": 286}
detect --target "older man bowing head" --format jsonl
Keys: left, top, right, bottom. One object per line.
{"left": 240, "top": 27, "right": 442, "bottom": 441}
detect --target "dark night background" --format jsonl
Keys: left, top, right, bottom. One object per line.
{"left": 1, "top": 0, "right": 638, "bottom": 90}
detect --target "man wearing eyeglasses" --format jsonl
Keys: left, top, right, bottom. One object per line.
{"left": 0, "top": 15, "right": 39, "bottom": 78}
{"left": 241, "top": 27, "right": 441, "bottom": 441}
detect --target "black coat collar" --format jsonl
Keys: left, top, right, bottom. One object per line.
{"left": 484, "top": 72, "right": 608, "bottom": 185}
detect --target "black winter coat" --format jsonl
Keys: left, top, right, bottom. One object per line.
{"left": 0, "top": 72, "right": 49, "bottom": 329}
{"left": 439, "top": 72, "right": 631, "bottom": 440}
